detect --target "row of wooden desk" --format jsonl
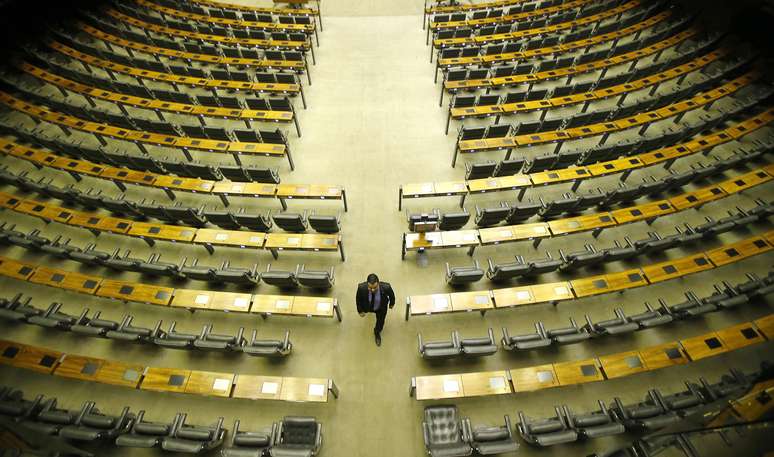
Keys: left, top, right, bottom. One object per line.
{"left": 0, "top": 339, "right": 338, "bottom": 402}
{"left": 0, "top": 191, "right": 346, "bottom": 260}
{"left": 49, "top": 39, "right": 305, "bottom": 92}
{"left": 0, "top": 137, "right": 347, "bottom": 211}
{"left": 404, "top": 230, "right": 774, "bottom": 319}
{"left": 399, "top": 108, "right": 774, "bottom": 207}
{"left": 78, "top": 22, "right": 309, "bottom": 73}
{"left": 444, "top": 27, "right": 698, "bottom": 94}
{"left": 433, "top": 0, "right": 640, "bottom": 48}
{"left": 402, "top": 166, "right": 773, "bottom": 259}
{"left": 136, "top": 0, "right": 316, "bottom": 33}
{"left": 0, "top": 255, "right": 343, "bottom": 321}
{"left": 410, "top": 315, "right": 774, "bottom": 400}
{"left": 429, "top": 0, "right": 593, "bottom": 31}
{"left": 453, "top": 67, "right": 754, "bottom": 159}
{"left": 20, "top": 62, "right": 297, "bottom": 129}
{"left": 104, "top": 9, "right": 311, "bottom": 51}
{"left": 449, "top": 46, "right": 723, "bottom": 119}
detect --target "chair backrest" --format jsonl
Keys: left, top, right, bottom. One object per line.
{"left": 281, "top": 416, "right": 317, "bottom": 445}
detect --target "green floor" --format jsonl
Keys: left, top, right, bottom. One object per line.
{"left": 0, "top": 11, "right": 772, "bottom": 457}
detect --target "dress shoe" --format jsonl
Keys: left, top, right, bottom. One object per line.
{"left": 375, "top": 332, "right": 382, "bottom": 346}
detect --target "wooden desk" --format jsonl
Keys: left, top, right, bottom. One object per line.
{"left": 450, "top": 291, "right": 494, "bottom": 313}
{"left": 94, "top": 360, "right": 145, "bottom": 388}
{"left": 587, "top": 157, "right": 644, "bottom": 177}
{"left": 68, "top": 213, "right": 132, "bottom": 234}
{"left": 127, "top": 222, "right": 196, "bottom": 244}
{"left": 669, "top": 186, "right": 726, "bottom": 210}
{"left": 15, "top": 200, "right": 74, "bottom": 224}
{"left": 479, "top": 223, "right": 550, "bottom": 246}
{"left": 1, "top": 343, "right": 62, "bottom": 374}
{"left": 680, "top": 332, "right": 729, "bottom": 361}
{"left": 611, "top": 200, "right": 674, "bottom": 225}
{"left": 467, "top": 175, "right": 530, "bottom": 193}
{"left": 276, "top": 184, "right": 343, "bottom": 200}
{"left": 492, "top": 282, "right": 573, "bottom": 308}
{"left": 731, "top": 379, "right": 774, "bottom": 421}
{"left": 413, "top": 374, "right": 465, "bottom": 400}
{"left": 265, "top": 233, "right": 342, "bottom": 259}
{"left": 210, "top": 181, "right": 276, "bottom": 199}
{"left": 642, "top": 254, "right": 712, "bottom": 284}
{"left": 638, "top": 342, "right": 688, "bottom": 370}
{"left": 232, "top": 375, "right": 284, "bottom": 401}
{"left": 459, "top": 370, "right": 512, "bottom": 398}
{"left": 510, "top": 364, "right": 559, "bottom": 392}
{"left": 153, "top": 175, "right": 214, "bottom": 193}
{"left": 598, "top": 351, "right": 649, "bottom": 379}
{"left": 279, "top": 377, "right": 332, "bottom": 402}
{"left": 249, "top": 295, "right": 338, "bottom": 319}
{"left": 754, "top": 314, "right": 774, "bottom": 340}
{"left": 28, "top": 267, "right": 101, "bottom": 295}
{"left": 290, "top": 296, "right": 337, "bottom": 318}
{"left": 570, "top": 269, "right": 647, "bottom": 298}
{"left": 716, "top": 323, "right": 764, "bottom": 351}
{"left": 554, "top": 359, "right": 604, "bottom": 386}
{"left": 0, "top": 257, "right": 37, "bottom": 281}
{"left": 408, "top": 294, "right": 453, "bottom": 316}
{"left": 54, "top": 354, "right": 105, "bottom": 382}
{"left": 400, "top": 181, "right": 467, "bottom": 199}
{"left": 530, "top": 167, "right": 591, "bottom": 186}
{"left": 250, "top": 294, "right": 298, "bottom": 316}
{"left": 193, "top": 229, "right": 265, "bottom": 252}
{"left": 170, "top": 289, "right": 252, "bottom": 313}
{"left": 184, "top": 371, "right": 235, "bottom": 398}
{"left": 403, "top": 232, "right": 444, "bottom": 251}
{"left": 719, "top": 169, "right": 771, "bottom": 193}
{"left": 706, "top": 236, "right": 771, "bottom": 266}
{"left": 548, "top": 213, "right": 614, "bottom": 236}
{"left": 441, "top": 230, "right": 480, "bottom": 248}
{"left": 140, "top": 367, "right": 192, "bottom": 394}
{"left": 96, "top": 280, "right": 173, "bottom": 306}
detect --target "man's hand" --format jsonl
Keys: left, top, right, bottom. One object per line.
{"left": 358, "top": 312, "right": 365, "bottom": 317}
{"left": 389, "top": 304, "right": 394, "bottom": 309}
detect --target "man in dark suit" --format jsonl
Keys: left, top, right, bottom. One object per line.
{"left": 356, "top": 273, "right": 396, "bottom": 346}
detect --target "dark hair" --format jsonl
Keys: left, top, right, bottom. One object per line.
{"left": 367, "top": 273, "right": 379, "bottom": 284}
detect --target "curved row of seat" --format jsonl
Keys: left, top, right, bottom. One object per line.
{"left": 180, "top": 0, "right": 320, "bottom": 20}
{"left": 1, "top": 385, "right": 323, "bottom": 456}
{"left": 428, "top": 0, "right": 596, "bottom": 32}
{"left": 0, "top": 254, "right": 342, "bottom": 319}
{"left": 421, "top": 366, "right": 761, "bottom": 454}
{"left": 402, "top": 166, "right": 772, "bottom": 258}
{"left": 18, "top": 61, "right": 303, "bottom": 136}
{"left": 409, "top": 314, "right": 773, "bottom": 399}
{"left": 0, "top": 337, "right": 339, "bottom": 403}
{"left": 0, "top": 136, "right": 347, "bottom": 209}
{"left": 405, "top": 230, "right": 772, "bottom": 318}
{"left": 0, "top": 294, "right": 293, "bottom": 356}
{"left": 400, "top": 106, "right": 772, "bottom": 206}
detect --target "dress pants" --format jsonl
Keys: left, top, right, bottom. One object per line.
{"left": 372, "top": 306, "right": 387, "bottom": 334}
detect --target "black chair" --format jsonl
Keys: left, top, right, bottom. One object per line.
{"left": 240, "top": 330, "right": 292, "bottom": 357}
{"left": 272, "top": 212, "right": 308, "bottom": 232}
{"left": 422, "top": 406, "right": 472, "bottom": 457}
{"left": 517, "top": 408, "right": 578, "bottom": 446}
{"left": 58, "top": 403, "right": 133, "bottom": 442}
{"left": 307, "top": 213, "right": 341, "bottom": 234}
{"left": 193, "top": 325, "right": 245, "bottom": 352}
{"left": 116, "top": 411, "right": 178, "bottom": 449}
{"left": 269, "top": 416, "right": 322, "bottom": 457}
{"left": 296, "top": 265, "right": 334, "bottom": 289}
{"left": 221, "top": 419, "right": 274, "bottom": 457}
{"left": 464, "top": 415, "right": 518, "bottom": 455}
{"left": 438, "top": 209, "right": 470, "bottom": 231}
{"left": 501, "top": 323, "right": 551, "bottom": 350}
{"left": 610, "top": 392, "right": 679, "bottom": 431}
{"left": 460, "top": 328, "right": 497, "bottom": 357}
{"left": 418, "top": 331, "right": 461, "bottom": 360}
{"left": 161, "top": 414, "right": 225, "bottom": 454}
{"left": 445, "top": 260, "right": 485, "bottom": 285}
{"left": 546, "top": 318, "right": 590, "bottom": 345}
{"left": 562, "top": 401, "right": 624, "bottom": 439}
{"left": 261, "top": 264, "right": 299, "bottom": 288}
{"left": 153, "top": 322, "right": 198, "bottom": 350}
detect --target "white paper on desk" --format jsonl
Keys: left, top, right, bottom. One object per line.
{"left": 296, "top": 187, "right": 309, "bottom": 194}
{"left": 212, "top": 378, "right": 230, "bottom": 391}
{"left": 432, "top": 297, "right": 449, "bottom": 310}
{"left": 230, "top": 184, "right": 244, "bottom": 192}
{"left": 421, "top": 184, "right": 433, "bottom": 192}
{"left": 261, "top": 382, "right": 279, "bottom": 394}
{"left": 554, "top": 286, "right": 569, "bottom": 296}
{"left": 308, "top": 383, "right": 325, "bottom": 396}
{"left": 533, "top": 226, "right": 547, "bottom": 233}
{"left": 215, "top": 233, "right": 229, "bottom": 241}
{"left": 316, "top": 302, "right": 331, "bottom": 312}
{"left": 489, "top": 377, "right": 506, "bottom": 389}
{"left": 516, "top": 291, "right": 531, "bottom": 300}
{"left": 275, "top": 300, "right": 291, "bottom": 309}
{"left": 499, "top": 230, "right": 512, "bottom": 237}
{"left": 327, "top": 187, "right": 339, "bottom": 194}
{"left": 443, "top": 380, "right": 460, "bottom": 393}
{"left": 474, "top": 295, "right": 489, "bottom": 305}
{"left": 249, "top": 236, "right": 263, "bottom": 243}
{"left": 287, "top": 237, "right": 301, "bottom": 245}
{"left": 195, "top": 294, "right": 210, "bottom": 305}
{"left": 462, "top": 234, "right": 475, "bottom": 241}
{"left": 233, "top": 297, "right": 249, "bottom": 308}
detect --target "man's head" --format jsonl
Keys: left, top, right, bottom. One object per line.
{"left": 367, "top": 273, "right": 379, "bottom": 292}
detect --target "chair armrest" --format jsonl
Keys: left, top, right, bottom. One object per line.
{"left": 487, "top": 327, "right": 495, "bottom": 345}
{"left": 504, "top": 414, "right": 514, "bottom": 439}
{"left": 314, "top": 423, "right": 322, "bottom": 449}
{"left": 212, "top": 417, "right": 225, "bottom": 439}
{"left": 282, "top": 330, "right": 290, "bottom": 350}
{"left": 422, "top": 422, "right": 431, "bottom": 448}
{"left": 417, "top": 333, "right": 424, "bottom": 354}
{"left": 462, "top": 417, "right": 473, "bottom": 443}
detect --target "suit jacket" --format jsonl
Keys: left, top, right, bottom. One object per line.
{"left": 356, "top": 281, "right": 396, "bottom": 314}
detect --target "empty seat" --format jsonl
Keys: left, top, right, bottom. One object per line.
{"left": 465, "top": 415, "right": 519, "bottom": 455}
{"left": 193, "top": 325, "right": 245, "bottom": 352}
{"left": 161, "top": 414, "right": 225, "bottom": 453}
{"left": 70, "top": 311, "right": 119, "bottom": 337}
{"left": 465, "top": 161, "right": 497, "bottom": 180}
{"left": 486, "top": 257, "right": 531, "bottom": 282}
{"left": 153, "top": 322, "right": 198, "bottom": 350}
{"left": 546, "top": 318, "right": 591, "bottom": 345}
{"left": 502, "top": 323, "right": 551, "bottom": 350}
{"left": 59, "top": 403, "right": 133, "bottom": 442}
{"left": 418, "top": 330, "right": 461, "bottom": 359}
{"left": 584, "top": 309, "right": 639, "bottom": 335}
{"left": 475, "top": 203, "right": 510, "bottom": 227}
{"left": 241, "top": 329, "right": 292, "bottom": 358}
{"left": 297, "top": 265, "right": 335, "bottom": 289}
{"left": 116, "top": 411, "right": 177, "bottom": 449}
{"left": 445, "top": 260, "right": 484, "bottom": 285}
{"left": 438, "top": 209, "right": 470, "bottom": 231}
{"left": 460, "top": 328, "right": 497, "bottom": 357}
{"left": 308, "top": 213, "right": 341, "bottom": 234}
{"left": 562, "top": 401, "right": 624, "bottom": 439}
{"left": 269, "top": 416, "right": 322, "bottom": 457}
{"left": 610, "top": 392, "right": 679, "bottom": 431}
{"left": 422, "top": 406, "right": 472, "bottom": 457}
{"left": 221, "top": 419, "right": 272, "bottom": 457}
{"left": 272, "top": 212, "right": 308, "bottom": 232}
{"left": 518, "top": 408, "right": 578, "bottom": 446}
{"left": 261, "top": 264, "right": 299, "bottom": 288}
